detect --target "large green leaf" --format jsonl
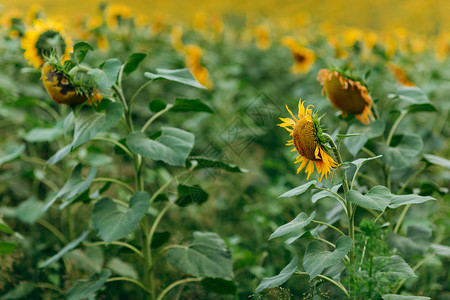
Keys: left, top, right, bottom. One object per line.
{"left": 66, "top": 269, "right": 111, "bottom": 300}
{"left": 24, "top": 120, "right": 64, "bottom": 142}
{"left": 71, "top": 41, "right": 94, "bottom": 64}
{"left": 311, "top": 184, "right": 341, "bottom": 203}
{"left": 16, "top": 197, "right": 45, "bottom": 223}
{"left": 344, "top": 120, "right": 385, "bottom": 156}
{"left": 382, "top": 295, "right": 430, "bottom": 300}
{"left": 390, "top": 86, "right": 436, "bottom": 113}
{"left": 377, "top": 133, "right": 423, "bottom": 168}
{"left": 42, "top": 165, "right": 97, "bottom": 212}
{"left": 423, "top": 153, "right": 450, "bottom": 169}
{"left": 171, "top": 98, "right": 213, "bottom": 113}
{"left": 387, "top": 225, "right": 431, "bottom": 255}
{"left": 39, "top": 230, "right": 89, "bottom": 268}
{"left": 175, "top": 184, "right": 209, "bottom": 207}
{"left": 388, "top": 194, "right": 436, "bottom": 209}
{"left": 255, "top": 256, "right": 298, "bottom": 292}
{"left": 123, "top": 53, "right": 147, "bottom": 74}
{"left": 102, "top": 58, "right": 122, "bottom": 87}
{"left": 431, "top": 243, "right": 450, "bottom": 257}
{"left": 92, "top": 192, "right": 149, "bottom": 244}
{"left": 303, "top": 236, "right": 352, "bottom": 279}
{"left": 279, "top": 181, "right": 319, "bottom": 198}
{"left": 107, "top": 258, "right": 138, "bottom": 279}
{"left": 269, "top": 212, "right": 315, "bottom": 240}
{"left": 144, "top": 68, "right": 206, "bottom": 89}
{"left": 346, "top": 186, "right": 392, "bottom": 211}
{"left": 127, "top": 127, "right": 195, "bottom": 167}
{"left": 373, "top": 255, "right": 416, "bottom": 280}
{"left": 47, "top": 102, "right": 123, "bottom": 164}
{"left": 166, "top": 232, "right": 233, "bottom": 278}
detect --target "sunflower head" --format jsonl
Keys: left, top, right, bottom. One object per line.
{"left": 317, "top": 68, "right": 374, "bottom": 125}
{"left": 41, "top": 56, "right": 102, "bottom": 106}
{"left": 22, "top": 19, "right": 72, "bottom": 68}
{"left": 278, "top": 100, "right": 338, "bottom": 181}
{"left": 281, "top": 36, "right": 315, "bottom": 74}
{"left": 183, "top": 44, "right": 214, "bottom": 90}
{"left": 255, "top": 24, "right": 271, "bottom": 50}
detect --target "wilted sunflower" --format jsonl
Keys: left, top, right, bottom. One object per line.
{"left": 281, "top": 36, "right": 315, "bottom": 74}
{"left": 183, "top": 44, "right": 214, "bottom": 89}
{"left": 278, "top": 100, "right": 338, "bottom": 181}
{"left": 317, "top": 69, "right": 374, "bottom": 125}
{"left": 22, "top": 19, "right": 72, "bottom": 68}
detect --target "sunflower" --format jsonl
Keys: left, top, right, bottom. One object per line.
{"left": 281, "top": 36, "right": 315, "bottom": 74}
{"left": 105, "top": 4, "right": 132, "bottom": 28}
{"left": 278, "top": 100, "right": 338, "bottom": 181}
{"left": 22, "top": 19, "right": 72, "bottom": 68}
{"left": 255, "top": 24, "right": 271, "bottom": 50}
{"left": 317, "top": 69, "right": 374, "bottom": 125}
{"left": 183, "top": 44, "right": 214, "bottom": 89}
{"left": 387, "top": 62, "right": 415, "bottom": 87}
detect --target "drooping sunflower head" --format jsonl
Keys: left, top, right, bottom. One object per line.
{"left": 278, "top": 100, "right": 338, "bottom": 181}
{"left": 387, "top": 62, "right": 415, "bottom": 87}
{"left": 281, "top": 36, "right": 315, "bottom": 74}
{"left": 22, "top": 19, "right": 72, "bottom": 68}
{"left": 317, "top": 68, "right": 374, "bottom": 125}
{"left": 183, "top": 44, "right": 214, "bottom": 90}
{"left": 41, "top": 56, "right": 102, "bottom": 106}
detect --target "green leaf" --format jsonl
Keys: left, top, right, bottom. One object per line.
{"left": 390, "top": 86, "right": 436, "bottom": 113}
{"left": 0, "top": 282, "right": 35, "bottom": 300}
{"left": 373, "top": 255, "right": 416, "bottom": 280}
{"left": 188, "top": 157, "right": 247, "bottom": 173}
{"left": 303, "top": 236, "right": 352, "bottom": 279}
{"left": 72, "top": 41, "right": 94, "bottom": 64}
{"left": 346, "top": 186, "right": 392, "bottom": 211}
{"left": 16, "top": 197, "right": 45, "bottom": 223}
{"left": 279, "top": 181, "right": 319, "bottom": 198}
{"left": 92, "top": 192, "right": 149, "bottom": 244}
{"left": 166, "top": 232, "right": 233, "bottom": 278}
{"left": 336, "top": 133, "right": 360, "bottom": 140}
{"left": 0, "top": 144, "right": 25, "bottom": 167}
{"left": 127, "top": 127, "right": 195, "bottom": 167}
{"left": 387, "top": 225, "right": 431, "bottom": 255}
{"left": 66, "top": 269, "right": 111, "bottom": 300}
{"left": 65, "top": 247, "right": 103, "bottom": 274}
{"left": 102, "top": 58, "right": 122, "bottom": 87}
{"left": 0, "top": 242, "right": 17, "bottom": 254}
{"left": 175, "top": 184, "right": 209, "bottom": 207}
{"left": 431, "top": 243, "right": 450, "bottom": 257}
{"left": 311, "top": 184, "right": 341, "bottom": 204}
{"left": 349, "top": 155, "right": 383, "bottom": 170}
{"left": 377, "top": 133, "right": 423, "bottom": 168}
{"left": 123, "top": 53, "right": 146, "bottom": 74}
{"left": 255, "top": 256, "right": 298, "bottom": 292}
{"left": 39, "top": 230, "right": 89, "bottom": 268}
{"left": 382, "top": 295, "right": 430, "bottom": 300}
{"left": 0, "top": 219, "right": 14, "bottom": 234}
{"left": 47, "top": 102, "right": 123, "bottom": 164}
{"left": 24, "top": 120, "right": 64, "bottom": 142}
{"left": 107, "top": 257, "right": 138, "bottom": 279}
{"left": 43, "top": 165, "right": 97, "bottom": 212}
{"left": 171, "top": 98, "right": 213, "bottom": 113}
{"left": 344, "top": 120, "right": 385, "bottom": 156}
{"left": 87, "top": 68, "right": 110, "bottom": 91}
{"left": 269, "top": 212, "right": 316, "bottom": 240}
{"left": 144, "top": 68, "right": 206, "bottom": 89}
{"left": 423, "top": 153, "right": 450, "bottom": 169}
{"left": 201, "top": 278, "right": 237, "bottom": 295}
{"left": 149, "top": 99, "right": 167, "bottom": 112}
{"left": 388, "top": 194, "right": 436, "bottom": 209}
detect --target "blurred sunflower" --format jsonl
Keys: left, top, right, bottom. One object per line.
{"left": 255, "top": 24, "right": 271, "bottom": 50}
{"left": 171, "top": 25, "right": 184, "bottom": 52}
{"left": 281, "top": 36, "right": 315, "bottom": 74}
{"left": 278, "top": 100, "right": 338, "bottom": 181}
{"left": 105, "top": 4, "right": 132, "bottom": 28}
{"left": 22, "top": 19, "right": 72, "bottom": 68}
{"left": 184, "top": 44, "right": 213, "bottom": 89}
{"left": 317, "top": 69, "right": 374, "bottom": 125}
{"left": 387, "top": 63, "right": 415, "bottom": 87}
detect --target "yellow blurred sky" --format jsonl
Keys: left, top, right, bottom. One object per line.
{"left": 2, "top": 0, "right": 449, "bottom": 33}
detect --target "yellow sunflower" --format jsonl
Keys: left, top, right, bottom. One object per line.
{"left": 317, "top": 69, "right": 374, "bottom": 125}
{"left": 255, "top": 24, "right": 271, "bottom": 50}
{"left": 281, "top": 36, "right": 315, "bottom": 74}
{"left": 22, "top": 19, "right": 72, "bottom": 68}
{"left": 183, "top": 44, "right": 214, "bottom": 90}
{"left": 278, "top": 100, "right": 338, "bottom": 181}
{"left": 105, "top": 4, "right": 132, "bottom": 28}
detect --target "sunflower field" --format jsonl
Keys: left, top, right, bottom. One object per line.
{"left": 0, "top": 1, "right": 449, "bottom": 299}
